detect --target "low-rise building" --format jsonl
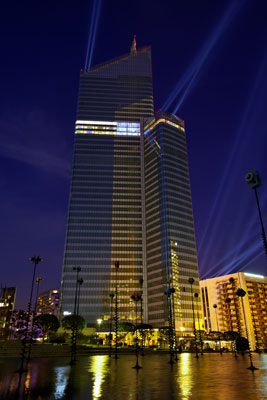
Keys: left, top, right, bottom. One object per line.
{"left": 0, "top": 287, "right": 16, "bottom": 337}
{"left": 200, "top": 272, "right": 267, "bottom": 350}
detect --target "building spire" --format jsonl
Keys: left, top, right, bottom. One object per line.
{"left": 130, "top": 35, "right": 137, "bottom": 54}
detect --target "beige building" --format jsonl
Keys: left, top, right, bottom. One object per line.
{"left": 37, "top": 289, "right": 60, "bottom": 317}
{"left": 200, "top": 272, "right": 267, "bottom": 350}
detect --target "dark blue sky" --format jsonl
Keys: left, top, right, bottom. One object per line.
{"left": 1, "top": 0, "right": 266, "bottom": 309}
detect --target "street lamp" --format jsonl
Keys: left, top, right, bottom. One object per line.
{"left": 169, "top": 280, "right": 178, "bottom": 361}
{"left": 70, "top": 267, "right": 81, "bottom": 366}
{"left": 73, "top": 267, "right": 81, "bottom": 315}
{"left": 188, "top": 278, "right": 199, "bottom": 359}
{"left": 109, "top": 293, "right": 114, "bottom": 357}
{"left": 164, "top": 285, "right": 176, "bottom": 364}
{"left": 213, "top": 304, "right": 222, "bottom": 355}
{"left": 131, "top": 293, "right": 142, "bottom": 369}
{"left": 76, "top": 278, "right": 84, "bottom": 316}
{"left": 229, "top": 277, "right": 242, "bottom": 338}
{"left": 18, "top": 255, "right": 43, "bottom": 373}
{"left": 194, "top": 293, "right": 204, "bottom": 355}
{"left": 249, "top": 296, "right": 261, "bottom": 353}
{"left": 114, "top": 261, "right": 119, "bottom": 359}
{"left": 34, "top": 277, "right": 43, "bottom": 315}
{"left": 225, "top": 298, "right": 237, "bottom": 358}
{"left": 245, "top": 169, "right": 267, "bottom": 267}
{"left": 139, "top": 278, "right": 144, "bottom": 356}
{"left": 236, "top": 288, "right": 258, "bottom": 371}
{"left": 27, "top": 276, "right": 43, "bottom": 362}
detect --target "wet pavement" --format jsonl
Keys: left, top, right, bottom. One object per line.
{"left": 0, "top": 353, "right": 266, "bottom": 399}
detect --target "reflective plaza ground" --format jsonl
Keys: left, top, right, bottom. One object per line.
{"left": 0, "top": 353, "right": 266, "bottom": 399}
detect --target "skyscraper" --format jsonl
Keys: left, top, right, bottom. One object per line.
{"left": 60, "top": 40, "right": 201, "bottom": 334}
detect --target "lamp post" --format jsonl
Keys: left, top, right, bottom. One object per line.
{"left": 164, "top": 286, "right": 175, "bottom": 364}
{"left": 171, "top": 285, "right": 178, "bottom": 360}
{"left": 109, "top": 293, "right": 114, "bottom": 357}
{"left": 139, "top": 278, "right": 144, "bottom": 356}
{"left": 27, "top": 276, "right": 43, "bottom": 362}
{"left": 225, "top": 298, "right": 237, "bottom": 358}
{"left": 194, "top": 293, "right": 204, "bottom": 355}
{"left": 70, "top": 267, "right": 81, "bottom": 366}
{"left": 188, "top": 278, "right": 199, "bottom": 359}
{"left": 245, "top": 169, "right": 267, "bottom": 267}
{"left": 236, "top": 288, "right": 258, "bottom": 370}
{"left": 250, "top": 299, "right": 260, "bottom": 353}
{"left": 76, "top": 278, "right": 83, "bottom": 316}
{"left": 114, "top": 261, "right": 119, "bottom": 359}
{"left": 34, "top": 277, "right": 43, "bottom": 315}
{"left": 18, "top": 256, "right": 43, "bottom": 373}
{"left": 73, "top": 267, "right": 81, "bottom": 315}
{"left": 229, "top": 277, "right": 242, "bottom": 337}
{"left": 213, "top": 304, "right": 222, "bottom": 355}
{"left": 131, "top": 293, "right": 142, "bottom": 369}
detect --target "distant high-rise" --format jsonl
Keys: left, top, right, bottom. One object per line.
{"left": 37, "top": 289, "right": 60, "bottom": 317}
{"left": 60, "top": 40, "right": 201, "bottom": 334}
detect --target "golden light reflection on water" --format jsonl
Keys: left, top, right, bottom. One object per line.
{"left": 178, "top": 353, "right": 193, "bottom": 399}
{"left": 24, "top": 368, "right": 31, "bottom": 390}
{"left": 8, "top": 374, "right": 17, "bottom": 393}
{"left": 89, "top": 355, "right": 109, "bottom": 399}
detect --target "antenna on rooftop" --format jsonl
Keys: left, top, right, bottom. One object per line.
{"left": 130, "top": 35, "right": 137, "bottom": 54}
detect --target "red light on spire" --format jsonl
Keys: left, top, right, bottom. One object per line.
{"left": 131, "top": 35, "right": 137, "bottom": 54}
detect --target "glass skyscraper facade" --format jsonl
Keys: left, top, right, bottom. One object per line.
{"left": 144, "top": 113, "right": 201, "bottom": 330}
{"left": 61, "top": 43, "right": 201, "bottom": 333}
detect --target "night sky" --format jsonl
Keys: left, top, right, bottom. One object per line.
{"left": 1, "top": 0, "right": 266, "bottom": 310}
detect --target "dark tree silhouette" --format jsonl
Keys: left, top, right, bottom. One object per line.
{"left": 33, "top": 314, "right": 60, "bottom": 340}
{"left": 61, "top": 314, "right": 86, "bottom": 331}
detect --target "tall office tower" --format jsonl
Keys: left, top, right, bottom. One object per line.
{"left": 200, "top": 272, "right": 267, "bottom": 350}
{"left": 61, "top": 43, "right": 154, "bottom": 325}
{"left": 61, "top": 41, "right": 201, "bottom": 332}
{"left": 144, "top": 113, "right": 202, "bottom": 332}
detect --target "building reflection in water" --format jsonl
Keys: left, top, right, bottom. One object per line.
{"left": 54, "top": 366, "right": 71, "bottom": 399}
{"left": 177, "top": 353, "right": 193, "bottom": 399}
{"left": 89, "top": 355, "right": 109, "bottom": 399}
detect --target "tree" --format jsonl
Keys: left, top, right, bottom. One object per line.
{"left": 61, "top": 314, "right": 86, "bottom": 331}
{"left": 223, "top": 331, "right": 240, "bottom": 341}
{"left": 137, "top": 323, "right": 153, "bottom": 347}
{"left": 236, "top": 337, "right": 249, "bottom": 351}
{"left": 10, "top": 310, "right": 28, "bottom": 339}
{"left": 33, "top": 314, "right": 60, "bottom": 341}
{"left": 205, "top": 330, "right": 222, "bottom": 341}
{"left": 136, "top": 323, "right": 153, "bottom": 330}
{"left": 117, "top": 322, "right": 135, "bottom": 332}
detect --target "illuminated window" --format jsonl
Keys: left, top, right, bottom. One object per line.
{"left": 144, "top": 118, "right": 185, "bottom": 134}
{"left": 75, "top": 120, "right": 140, "bottom": 136}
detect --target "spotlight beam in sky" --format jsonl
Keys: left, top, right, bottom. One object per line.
{"left": 201, "top": 239, "right": 263, "bottom": 279}
{"left": 198, "top": 53, "right": 267, "bottom": 263}
{"left": 162, "top": 0, "right": 246, "bottom": 112}
{"left": 84, "top": 0, "right": 102, "bottom": 71}
{"left": 84, "top": 0, "right": 98, "bottom": 70}
{"left": 199, "top": 221, "right": 258, "bottom": 276}
{"left": 87, "top": 0, "right": 102, "bottom": 71}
